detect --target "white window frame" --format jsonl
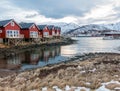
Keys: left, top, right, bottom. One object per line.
{"left": 6, "top": 30, "right": 19, "bottom": 38}
{"left": 43, "top": 32, "right": 49, "bottom": 37}
{"left": 30, "top": 31, "right": 38, "bottom": 38}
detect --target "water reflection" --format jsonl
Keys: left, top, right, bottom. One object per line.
{"left": 0, "top": 46, "right": 62, "bottom": 70}
{"left": 0, "top": 55, "right": 21, "bottom": 70}
{"left": 1, "top": 37, "right": 120, "bottom": 71}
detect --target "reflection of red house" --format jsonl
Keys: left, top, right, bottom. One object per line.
{"left": 51, "top": 49, "right": 56, "bottom": 57}
{"left": 0, "top": 19, "right": 22, "bottom": 43}
{"left": 56, "top": 47, "right": 60, "bottom": 56}
{"left": 19, "top": 23, "right": 39, "bottom": 39}
{"left": 30, "top": 54, "right": 40, "bottom": 64}
{"left": 24, "top": 51, "right": 40, "bottom": 65}
{"left": 37, "top": 25, "right": 50, "bottom": 38}
{"left": 0, "top": 57, "right": 21, "bottom": 70}
{"left": 43, "top": 50, "right": 50, "bottom": 62}
{"left": 54, "top": 26, "right": 61, "bottom": 38}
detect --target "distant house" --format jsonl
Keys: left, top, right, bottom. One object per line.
{"left": 55, "top": 26, "right": 61, "bottom": 38}
{"left": 103, "top": 31, "right": 120, "bottom": 40}
{"left": 47, "top": 25, "right": 56, "bottom": 38}
{"left": 0, "top": 19, "right": 22, "bottom": 44}
{"left": 19, "top": 23, "right": 39, "bottom": 41}
{"left": 37, "top": 25, "right": 50, "bottom": 38}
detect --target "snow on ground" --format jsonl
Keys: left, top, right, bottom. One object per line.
{"left": 96, "top": 80, "right": 120, "bottom": 91}
{"left": 42, "top": 87, "right": 47, "bottom": 91}
{"left": 40, "top": 80, "right": 120, "bottom": 91}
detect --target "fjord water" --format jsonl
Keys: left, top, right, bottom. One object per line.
{"left": 0, "top": 37, "right": 120, "bottom": 70}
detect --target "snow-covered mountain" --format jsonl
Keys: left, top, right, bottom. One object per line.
{"left": 43, "top": 22, "right": 120, "bottom": 35}
{"left": 52, "top": 23, "right": 116, "bottom": 34}
{"left": 104, "top": 22, "right": 120, "bottom": 31}
{"left": 47, "top": 22, "right": 80, "bottom": 33}
{"left": 66, "top": 24, "right": 110, "bottom": 34}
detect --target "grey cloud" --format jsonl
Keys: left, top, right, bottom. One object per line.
{"left": 10, "top": 0, "right": 108, "bottom": 19}
{"left": 25, "top": 14, "right": 38, "bottom": 18}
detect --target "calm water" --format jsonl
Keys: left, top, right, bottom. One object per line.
{"left": 0, "top": 37, "right": 120, "bottom": 70}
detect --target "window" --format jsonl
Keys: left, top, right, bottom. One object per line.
{"left": 43, "top": 32, "right": 49, "bottom": 36}
{"left": 30, "top": 31, "right": 38, "bottom": 38}
{"left": 6, "top": 30, "right": 19, "bottom": 38}
{"left": 11, "top": 21, "right": 15, "bottom": 26}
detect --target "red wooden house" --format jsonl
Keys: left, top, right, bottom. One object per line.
{"left": 47, "top": 25, "right": 56, "bottom": 38}
{"left": 37, "top": 25, "right": 50, "bottom": 38}
{"left": 19, "top": 23, "right": 40, "bottom": 42}
{"left": 0, "top": 19, "right": 22, "bottom": 44}
{"left": 55, "top": 26, "right": 61, "bottom": 38}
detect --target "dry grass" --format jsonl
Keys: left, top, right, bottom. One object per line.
{"left": 0, "top": 53, "right": 119, "bottom": 91}
{"left": 105, "top": 83, "right": 120, "bottom": 90}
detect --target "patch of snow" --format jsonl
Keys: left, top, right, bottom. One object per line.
{"left": 30, "top": 90, "right": 37, "bottom": 91}
{"left": 86, "top": 82, "right": 91, "bottom": 85}
{"left": 77, "top": 66, "right": 82, "bottom": 70}
{"left": 80, "top": 70, "right": 86, "bottom": 73}
{"left": 42, "top": 87, "right": 47, "bottom": 91}
{"left": 96, "top": 85, "right": 110, "bottom": 91}
{"left": 75, "top": 87, "right": 90, "bottom": 91}
{"left": 65, "top": 85, "right": 71, "bottom": 91}
{"left": 96, "top": 80, "right": 120, "bottom": 91}
{"left": 102, "top": 80, "right": 120, "bottom": 85}
{"left": 53, "top": 86, "right": 62, "bottom": 91}
{"left": 41, "top": 80, "right": 120, "bottom": 91}
{"left": 114, "top": 87, "right": 120, "bottom": 90}
{"left": 89, "top": 68, "right": 96, "bottom": 72}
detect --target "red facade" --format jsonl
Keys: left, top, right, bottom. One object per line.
{"left": 20, "top": 24, "right": 39, "bottom": 38}
{"left": 39, "top": 26, "right": 50, "bottom": 38}
{"left": 55, "top": 28, "right": 61, "bottom": 36}
{"left": 57, "top": 29, "right": 61, "bottom": 36}
{"left": 50, "top": 28, "right": 56, "bottom": 37}
{"left": 43, "top": 27, "right": 50, "bottom": 37}
{"left": 0, "top": 19, "right": 61, "bottom": 40}
{"left": 0, "top": 20, "right": 21, "bottom": 38}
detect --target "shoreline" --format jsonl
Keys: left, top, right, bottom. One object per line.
{"left": 0, "top": 53, "right": 119, "bottom": 91}
{"left": 0, "top": 37, "right": 76, "bottom": 59}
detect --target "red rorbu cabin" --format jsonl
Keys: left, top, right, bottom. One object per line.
{"left": 47, "top": 25, "right": 56, "bottom": 38}
{"left": 37, "top": 25, "right": 50, "bottom": 38}
{"left": 55, "top": 26, "right": 61, "bottom": 38}
{"left": 19, "top": 23, "right": 39, "bottom": 42}
{"left": 0, "top": 19, "right": 23, "bottom": 44}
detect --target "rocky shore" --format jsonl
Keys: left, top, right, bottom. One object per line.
{"left": 0, "top": 53, "right": 119, "bottom": 91}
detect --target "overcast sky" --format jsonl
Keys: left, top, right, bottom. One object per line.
{"left": 0, "top": 0, "right": 120, "bottom": 25}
